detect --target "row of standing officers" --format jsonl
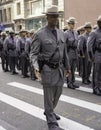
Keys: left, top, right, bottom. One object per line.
{"left": 0, "top": 29, "right": 35, "bottom": 79}
{"left": 0, "top": 17, "right": 101, "bottom": 96}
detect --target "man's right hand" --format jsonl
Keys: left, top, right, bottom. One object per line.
{"left": 66, "top": 69, "right": 71, "bottom": 77}
{"left": 34, "top": 69, "right": 42, "bottom": 81}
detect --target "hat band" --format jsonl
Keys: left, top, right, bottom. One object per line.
{"left": 46, "top": 12, "right": 59, "bottom": 14}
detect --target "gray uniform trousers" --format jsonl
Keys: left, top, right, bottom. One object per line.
{"left": 30, "top": 26, "right": 70, "bottom": 128}
{"left": 78, "top": 33, "right": 92, "bottom": 82}
{"left": 43, "top": 85, "right": 62, "bottom": 125}
{"left": 0, "top": 38, "right": 8, "bottom": 71}
{"left": 87, "top": 28, "right": 101, "bottom": 95}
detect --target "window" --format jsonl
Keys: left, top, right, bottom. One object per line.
{"left": 8, "top": 8, "right": 11, "bottom": 21}
{"left": 0, "top": 10, "right": 2, "bottom": 22}
{"left": 17, "top": 2, "right": 21, "bottom": 15}
{"left": 31, "top": 0, "right": 43, "bottom": 15}
{"left": 3, "top": 9, "right": 7, "bottom": 22}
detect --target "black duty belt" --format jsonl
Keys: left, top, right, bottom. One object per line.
{"left": 45, "top": 61, "right": 63, "bottom": 69}
{"left": 96, "top": 48, "right": 101, "bottom": 52}
{"left": 69, "top": 46, "right": 77, "bottom": 50}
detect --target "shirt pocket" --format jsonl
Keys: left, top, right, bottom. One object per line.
{"left": 42, "top": 39, "right": 55, "bottom": 52}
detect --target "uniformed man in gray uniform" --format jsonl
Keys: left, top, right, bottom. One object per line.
{"left": 30, "top": 5, "right": 70, "bottom": 130}
{"left": 64, "top": 17, "right": 79, "bottom": 89}
{"left": 77, "top": 26, "right": 85, "bottom": 76}
{"left": 78, "top": 23, "right": 92, "bottom": 84}
{"left": 87, "top": 16, "right": 101, "bottom": 96}
{"left": 0, "top": 32, "right": 8, "bottom": 72}
{"left": 4, "top": 30, "right": 18, "bottom": 74}
{"left": 16, "top": 29, "right": 29, "bottom": 78}
{"left": 25, "top": 29, "right": 36, "bottom": 80}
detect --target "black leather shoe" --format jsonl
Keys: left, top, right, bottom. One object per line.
{"left": 48, "top": 124, "right": 59, "bottom": 130}
{"left": 93, "top": 88, "right": 101, "bottom": 96}
{"left": 13, "top": 71, "right": 18, "bottom": 74}
{"left": 68, "top": 84, "right": 75, "bottom": 89}
{"left": 54, "top": 113, "right": 61, "bottom": 120}
{"left": 82, "top": 80, "right": 89, "bottom": 85}
{"left": 87, "top": 79, "right": 91, "bottom": 84}
{"left": 44, "top": 112, "right": 61, "bottom": 120}
{"left": 73, "top": 84, "right": 79, "bottom": 88}
{"left": 25, "top": 74, "right": 29, "bottom": 77}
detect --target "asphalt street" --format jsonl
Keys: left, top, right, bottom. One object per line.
{"left": 0, "top": 65, "right": 101, "bottom": 130}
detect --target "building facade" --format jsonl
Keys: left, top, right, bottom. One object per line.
{"left": 0, "top": 0, "right": 64, "bottom": 31}
{"left": 0, "top": 0, "right": 14, "bottom": 30}
{"left": 0, "top": 0, "right": 101, "bottom": 31}
{"left": 13, "top": 0, "right": 25, "bottom": 31}
{"left": 25, "top": 0, "right": 48, "bottom": 31}
{"left": 64, "top": 0, "right": 101, "bottom": 27}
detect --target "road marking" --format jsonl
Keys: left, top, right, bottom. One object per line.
{"left": 8, "top": 82, "right": 101, "bottom": 113}
{"left": 75, "top": 77, "right": 82, "bottom": 81}
{"left": 0, "top": 126, "right": 6, "bottom": 130}
{"left": 75, "top": 71, "right": 79, "bottom": 75}
{"left": 63, "top": 83, "right": 93, "bottom": 93}
{"left": 0, "top": 92, "right": 94, "bottom": 130}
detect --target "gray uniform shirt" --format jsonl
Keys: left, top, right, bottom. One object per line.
{"left": 4, "top": 36, "right": 17, "bottom": 57}
{"left": 16, "top": 37, "right": 26, "bottom": 54}
{"left": 87, "top": 28, "right": 101, "bottom": 63}
{"left": 78, "top": 33, "right": 89, "bottom": 57}
{"left": 25, "top": 37, "right": 32, "bottom": 55}
{"left": 64, "top": 29, "right": 78, "bottom": 59}
{"left": 30, "top": 25, "right": 70, "bottom": 86}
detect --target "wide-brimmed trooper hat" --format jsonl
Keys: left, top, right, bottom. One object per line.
{"left": 77, "top": 26, "right": 85, "bottom": 31}
{"left": 93, "top": 24, "right": 98, "bottom": 29}
{"left": 43, "top": 5, "right": 60, "bottom": 15}
{"left": 1, "top": 32, "right": 6, "bottom": 36}
{"left": 66, "top": 17, "right": 77, "bottom": 24}
{"left": 84, "top": 22, "right": 92, "bottom": 28}
{"left": 19, "top": 29, "right": 27, "bottom": 33}
{"left": 96, "top": 15, "right": 101, "bottom": 21}
{"left": 9, "top": 29, "right": 15, "bottom": 34}
{"left": 30, "top": 29, "right": 35, "bottom": 34}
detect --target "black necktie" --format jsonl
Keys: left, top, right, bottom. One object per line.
{"left": 52, "top": 29, "right": 57, "bottom": 40}
{"left": 72, "top": 31, "right": 75, "bottom": 39}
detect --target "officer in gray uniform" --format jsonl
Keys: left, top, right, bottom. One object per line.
{"left": 16, "top": 29, "right": 29, "bottom": 78}
{"left": 0, "top": 32, "right": 8, "bottom": 71}
{"left": 78, "top": 23, "right": 92, "bottom": 84}
{"left": 87, "top": 16, "right": 101, "bottom": 96}
{"left": 25, "top": 30, "right": 32, "bottom": 78}
{"left": 64, "top": 17, "right": 79, "bottom": 89}
{"left": 4, "top": 30, "right": 18, "bottom": 74}
{"left": 77, "top": 26, "right": 85, "bottom": 76}
{"left": 30, "top": 5, "right": 70, "bottom": 130}
{"left": 25, "top": 29, "right": 36, "bottom": 80}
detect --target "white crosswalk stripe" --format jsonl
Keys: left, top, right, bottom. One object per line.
{"left": 7, "top": 82, "right": 101, "bottom": 113}
{"left": 0, "top": 92, "right": 94, "bottom": 130}
{"left": 63, "top": 83, "right": 93, "bottom": 93}
{"left": 75, "top": 77, "right": 82, "bottom": 81}
{"left": 0, "top": 126, "right": 6, "bottom": 130}
{"left": 2, "top": 81, "right": 100, "bottom": 130}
